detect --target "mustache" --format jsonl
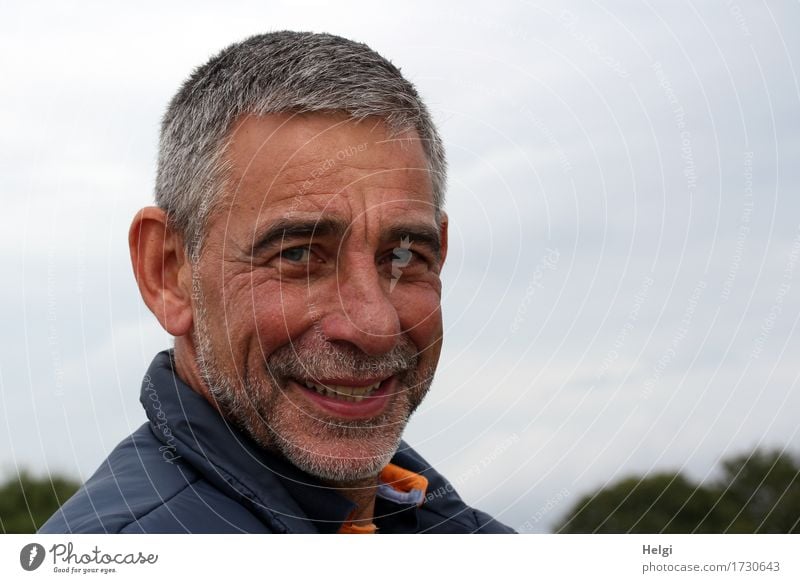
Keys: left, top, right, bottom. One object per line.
{"left": 266, "top": 332, "right": 419, "bottom": 383}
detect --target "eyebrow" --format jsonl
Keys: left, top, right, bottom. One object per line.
{"left": 250, "top": 217, "right": 349, "bottom": 255}
{"left": 249, "top": 217, "right": 442, "bottom": 260}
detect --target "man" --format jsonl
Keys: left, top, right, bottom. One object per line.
{"left": 40, "top": 31, "right": 514, "bottom": 534}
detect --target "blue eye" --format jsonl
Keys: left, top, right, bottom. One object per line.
{"left": 392, "top": 247, "right": 413, "bottom": 266}
{"left": 280, "top": 247, "right": 310, "bottom": 263}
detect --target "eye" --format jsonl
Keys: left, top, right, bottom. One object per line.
{"left": 379, "top": 240, "right": 433, "bottom": 280}
{"left": 391, "top": 247, "right": 414, "bottom": 266}
{"left": 279, "top": 246, "right": 311, "bottom": 263}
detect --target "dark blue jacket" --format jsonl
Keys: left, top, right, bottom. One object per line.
{"left": 39, "top": 350, "right": 515, "bottom": 533}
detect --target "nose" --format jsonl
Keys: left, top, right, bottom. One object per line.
{"left": 316, "top": 254, "right": 401, "bottom": 355}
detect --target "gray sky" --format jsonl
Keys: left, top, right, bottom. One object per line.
{"left": 1, "top": 1, "right": 799, "bottom": 532}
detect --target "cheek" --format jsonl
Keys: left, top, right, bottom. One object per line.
{"left": 394, "top": 288, "right": 443, "bottom": 353}
{"left": 250, "top": 282, "right": 317, "bottom": 351}
{"left": 206, "top": 268, "right": 317, "bottom": 370}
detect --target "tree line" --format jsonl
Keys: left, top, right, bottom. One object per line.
{"left": 555, "top": 448, "right": 800, "bottom": 533}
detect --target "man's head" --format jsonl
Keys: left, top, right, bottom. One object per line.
{"left": 129, "top": 32, "right": 448, "bottom": 482}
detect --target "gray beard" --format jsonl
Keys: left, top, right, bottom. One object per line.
{"left": 191, "top": 296, "right": 434, "bottom": 482}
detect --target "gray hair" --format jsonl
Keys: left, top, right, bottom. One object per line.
{"left": 155, "top": 31, "right": 447, "bottom": 258}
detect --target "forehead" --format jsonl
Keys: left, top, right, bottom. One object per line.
{"left": 221, "top": 112, "right": 435, "bottom": 220}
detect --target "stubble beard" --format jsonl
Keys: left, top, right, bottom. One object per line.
{"left": 191, "top": 296, "right": 436, "bottom": 482}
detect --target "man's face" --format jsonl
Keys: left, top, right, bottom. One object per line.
{"left": 190, "top": 112, "right": 446, "bottom": 482}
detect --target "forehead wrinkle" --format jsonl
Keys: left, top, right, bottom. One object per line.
{"left": 333, "top": 159, "right": 431, "bottom": 177}
{"left": 249, "top": 162, "right": 363, "bottom": 200}
{"left": 235, "top": 160, "right": 320, "bottom": 193}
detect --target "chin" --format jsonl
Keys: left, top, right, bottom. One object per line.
{"left": 263, "top": 400, "right": 409, "bottom": 482}
{"left": 272, "top": 432, "right": 402, "bottom": 482}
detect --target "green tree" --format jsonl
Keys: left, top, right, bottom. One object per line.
{"left": 714, "top": 449, "right": 800, "bottom": 533}
{"left": 556, "top": 472, "right": 723, "bottom": 533}
{"left": 554, "top": 448, "right": 800, "bottom": 533}
{"left": 0, "top": 471, "right": 80, "bottom": 533}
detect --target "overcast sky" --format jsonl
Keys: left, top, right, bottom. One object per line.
{"left": 2, "top": 1, "right": 799, "bottom": 532}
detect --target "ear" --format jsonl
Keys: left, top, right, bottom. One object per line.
{"left": 438, "top": 210, "right": 448, "bottom": 270}
{"left": 129, "top": 207, "right": 194, "bottom": 336}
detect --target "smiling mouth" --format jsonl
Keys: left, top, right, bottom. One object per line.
{"left": 297, "top": 379, "right": 385, "bottom": 402}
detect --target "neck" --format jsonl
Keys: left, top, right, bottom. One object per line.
{"left": 325, "top": 476, "right": 380, "bottom": 525}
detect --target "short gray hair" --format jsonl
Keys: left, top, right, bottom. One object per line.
{"left": 155, "top": 31, "right": 447, "bottom": 257}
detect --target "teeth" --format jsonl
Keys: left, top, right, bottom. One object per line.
{"left": 301, "top": 380, "right": 382, "bottom": 401}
